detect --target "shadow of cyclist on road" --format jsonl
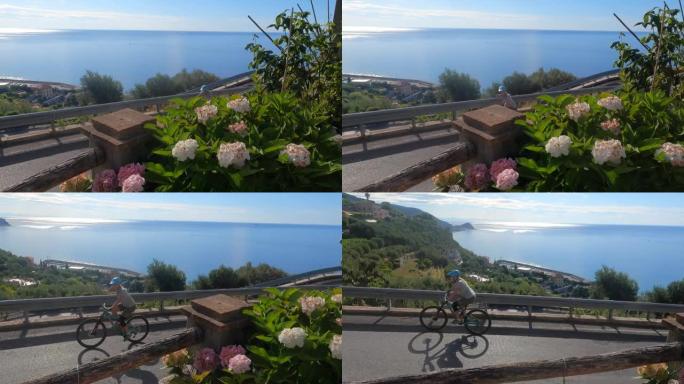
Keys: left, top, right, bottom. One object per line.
{"left": 408, "top": 331, "right": 489, "bottom": 372}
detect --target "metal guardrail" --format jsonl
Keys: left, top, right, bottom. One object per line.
{"left": 544, "top": 69, "right": 620, "bottom": 91}
{"left": 0, "top": 284, "right": 334, "bottom": 314}
{"left": 0, "top": 72, "right": 254, "bottom": 131}
{"left": 252, "top": 266, "right": 341, "bottom": 287}
{"left": 342, "top": 85, "right": 620, "bottom": 128}
{"left": 342, "top": 286, "right": 684, "bottom": 314}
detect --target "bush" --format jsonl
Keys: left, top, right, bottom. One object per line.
{"left": 438, "top": 69, "right": 481, "bottom": 101}
{"left": 144, "top": 92, "right": 341, "bottom": 191}
{"left": 80, "top": 70, "right": 123, "bottom": 104}
{"left": 173, "top": 69, "right": 220, "bottom": 91}
{"left": 194, "top": 265, "right": 244, "bottom": 290}
{"left": 484, "top": 68, "right": 577, "bottom": 97}
{"left": 242, "top": 288, "right": 341, "bottom": 383}
{"left": 146, "top": 259, "right": 186, "bottom": 292}
{"left": 591, "top": 266, "right": 638, "bottom": 301}
{"left": 132, "top": 73, "right": 182, "bottom": 98}
{"left": 516, "top": 91, "right": 684, "bottom": 191}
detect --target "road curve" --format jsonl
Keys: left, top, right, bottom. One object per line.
{"left": 342, "top": 314, "right": 667, "bottom": 384}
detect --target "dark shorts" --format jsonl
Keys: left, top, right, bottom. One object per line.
{"left": 451, "top": 296, "right": 475, "bottom": 312}
{"left": 116, "top": 304, "right": 136, "bottom": 327}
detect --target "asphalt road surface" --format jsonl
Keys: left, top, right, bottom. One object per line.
{"left": 0, "top": 315, "right": 187, "bottom": 384}
{"left": 342, "top": 314, "right": 668, "bottom": 384}
{"left": 342, "top": 126, "right": 462, "bottom": 191}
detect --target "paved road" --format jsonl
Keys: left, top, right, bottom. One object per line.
{"left": 0, "top": 315, "right": 187, "bottom": 384}
{"left": 342, "top": 314, "right": 668, "bottom": 384}
{"left": 342, "top": 126, "right": 462, "bottom": 191}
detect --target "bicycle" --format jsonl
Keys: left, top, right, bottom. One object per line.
{"left": 419, "top": 294, "right": 491, "bottom": 335}
{"left": 76, "top": 304, "right": 149, "bottom": 348}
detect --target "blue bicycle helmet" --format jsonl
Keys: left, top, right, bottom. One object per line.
{"left": 447, "top": 269, "right": 461, "bottom": 278}
{"left": 109, "top": 276, "right": 123, "bottom": 286}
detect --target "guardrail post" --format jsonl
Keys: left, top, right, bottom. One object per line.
{"left": 608, "top": 309, "right": 614, "bottom": 321}
{"left": 456, "top": 105, "right": 524, "bottom": 164}
{"left": 159, "top": 300, "right": 164, "bottom": 313}
{"left": 78, "top": 307, "right": 84, "bottom": 318}
{"left": 23, "top": 310, "right": 29, "bottom": 323}
{"left": 181, "top": 294, "right": 251, "bottom": 350}
{"left": 387, "top": 298, "right": 392, "bottom": 310}
{"left": 81, "top": 108, "right": 155, "bottom": 172}
{"left": 411, "top": 118, "right": 416, "bottom": 130}
{"left": 662, "top": 313, "right": 684, "bottom": 373}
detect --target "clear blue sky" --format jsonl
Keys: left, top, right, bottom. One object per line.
{"left": 355, "top": 193, "right": 684, "bottom": 227}
{"left": 0, "top": 193, "right": 341, "bottom": 225}
{"left": 0, "top": 0, "right": 334, "bottom": 31}
{"left": 344, "top": 0, "right": 680, "bottom": 31}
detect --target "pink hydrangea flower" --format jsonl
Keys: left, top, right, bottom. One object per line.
{"left": 193, "top": 348, "right": 218, "bottom": 372}
{"left": 656, "top": 142, "right": 684, "bottom": 167}
{"left": 122, "top": 174, "right": 145, "bottom": 192}
{"left": 92, "top": 169, "right": 117, "bottom": 192}
{"left": 281, "top": 143, "right": 311, "bottom": 167}
{"left": 489, "top": 158, "right": 517, "bottom": 182}
{"left": 219, "top": 345, "right": 246, "bottom": 369}
{"left": 228, "top": 121, "right": 249, "bottom": 137}
{"left": 228, "top": 354, "right": 251, "bottom": 374}
{"left": 464, "top": 163, "right": 489, "bottom": 191}
{"left": 495, "top": 168, "right": 519, "bottom": 191}
{"left": 600, "top": 119, "right": 621, "bottom": 135}
{"left": 117, "top": 163, "right": 145, "bottom": 187}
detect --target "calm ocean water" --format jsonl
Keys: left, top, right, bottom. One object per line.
{"left": 0, "top": 30, "right": 277, "bottom": 90}
{"left": 452, "top": 223, "right": 684, "bottom": 292}
{"left": 343, "top": 28, "right": 644, "bottom": 87}
{"left": 0, "top": 219, "right": 341, "bottom": 281}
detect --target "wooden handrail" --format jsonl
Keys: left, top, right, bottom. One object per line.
{"left": 351, "top": 342, "right": 684, "bottom": 384}
{"left": 4, "top": 147, "right": 105, "bottom": 192}
{"left": 354, "top": 141, "right": 474, "bottom": 192}
{"left": 23, "top": 327, "right": 201, "bottom": 384}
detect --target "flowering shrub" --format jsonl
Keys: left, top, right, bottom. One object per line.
{"left": 91, "top": 163, "right": 146, "bottom": 192}
{"left": 144, "top": 93, "right": 340, "bottom": 191}
{"left": 159, "top": 288, "right": 340, "bottom": 384}
{"left": 432, "top": 166, "right": 465, "bottom": 192}
{"left": 516, "top": 91, "right": 684, "bottom": 191}
{"left": 242, "top": 288, "right": 342, "bottom": 383}
{"left": 60, "top": 173, "right": 92, "bottom": 192}
{"left": 635, "top": 363, "right": 680, "bottom": 384}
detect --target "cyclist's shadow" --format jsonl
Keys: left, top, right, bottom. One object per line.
{"left": 408, "top": 331, "right": 490, "bottom": 372}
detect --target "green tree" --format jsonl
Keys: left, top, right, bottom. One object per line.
{"left": 146, "top": 259, "right": 186, "bottom": 292}
{"left": 502, "top": 71, "right": 539, "bottom": 95}
{"left": 142, "top": 73, "right": 182, "bottom": 97}
{"left": 666, "top": 279, "right": 684, "bottom": 304}
{"left": 591, "top": 266, "right": 638, "bottom": 301}
{"left": 645, "top": 286, "right": 670, "bottom": 303}
{"left": 193, "top": 265, "right": 244, "bottom": 289}
{"left": 80, "top": 70, "right": 123, "bottom": 104}
{"left": 438, "top": 69, "right": 481, "bottom": 101}
{"left": 529, "top": 67, "right": 576, "bottom": 89}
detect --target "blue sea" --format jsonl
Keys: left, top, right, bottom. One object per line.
{"left": 0, "top": 218, "right": 341, "bottom": 281}
{"left": 343, "top": 28, "right": 645, "bottom": 87}
{"left": 452, "top": 222, "right": 684, "bottom": 292}
{"left": 0, "top": 29, "right": 278, "bottom": 90}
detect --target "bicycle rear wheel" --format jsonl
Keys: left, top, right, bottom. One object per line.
{"left": 463, "top": 309, "right": 491, "bottom": 335}
{"left": 126, "top": 316, "right": 149, "bottom": 343}
{"left": 419, "top": 306, "right": 448, "bottom": 331}
{"left": 76, "top": 319, "right": 107, "bottom": 348}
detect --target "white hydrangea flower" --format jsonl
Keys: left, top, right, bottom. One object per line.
{"left": 592, "top": 139, "right": 626, "bottom": 166}
{"left": 331, "top": 294, "right": 342, "bottom": 303}
{"left": 656, "top": 142, "right": 684, "bottom": 167}
{"left": 227, "top": 97, "right": 251, "bottom": 113}
{"left": 281, "top": 143, "right": 311, "bottom": 167}
{"left": 217, "top": 142, "right": 250, "bottom": 169}
{"left": 597, "top": 96, "right": 623, "bottom": 111}
{"left": 278, "top": 327, "right": 307, "bottom": 349}
{"left": 171, "top": 139, "right": 199, "bottom": 161}
{"left": 195, "top": 104, "right": 218, "bottom": 124}
{"left": 299, "top": 296, "right": 326, "bottom": 316}
{"left": 329, "top": 334, "right": 342, "bottom": 360}
{"left": 545, "top": 135, "right": 572, "bottom": 158}
{"left": 566, "top": 101, "right": 591, "bottom": 122}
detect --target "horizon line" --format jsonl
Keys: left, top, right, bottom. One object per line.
{"left": 343, "top": 25, "right": 649, "bottom": 34}
{"left": 3, "top": 216, "right": 341, "bottom": 227}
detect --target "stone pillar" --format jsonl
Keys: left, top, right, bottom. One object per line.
{"left": 455, "top": 105, "right": 524, "bottom": 164}
{"left": 181, "top": 294, "right": 251, "bottom": 351}
{"left": 81, "top": 108, "right": 156, "bottom": 171}
{"left": 662, "top": 313, "right": 684, "bottom": 372}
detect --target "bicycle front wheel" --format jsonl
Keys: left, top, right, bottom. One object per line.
{"left": 76, "top": 319, "right": 107, "bottom": 348}
{"left": 419, "top": 306, "right": 448, "bottom": 331}
{"left": 126, "top": 316, "right": 149, "bottom": 343}
{"left": 464, "top": 309, "right": 491, "bottom": 335}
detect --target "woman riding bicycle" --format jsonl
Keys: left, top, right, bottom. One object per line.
{"left": 107, "top": 276, "right": 137, "bottom": 339}
{"left": 446, "top": 269, "right": 476, "bottom": 322}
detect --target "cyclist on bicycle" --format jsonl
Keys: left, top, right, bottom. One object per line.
{"left": 107, "top": 276, "right": 136, "bottom": 339}
{"left": 446, "top": 269, "right": 476, "bottom": 322}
